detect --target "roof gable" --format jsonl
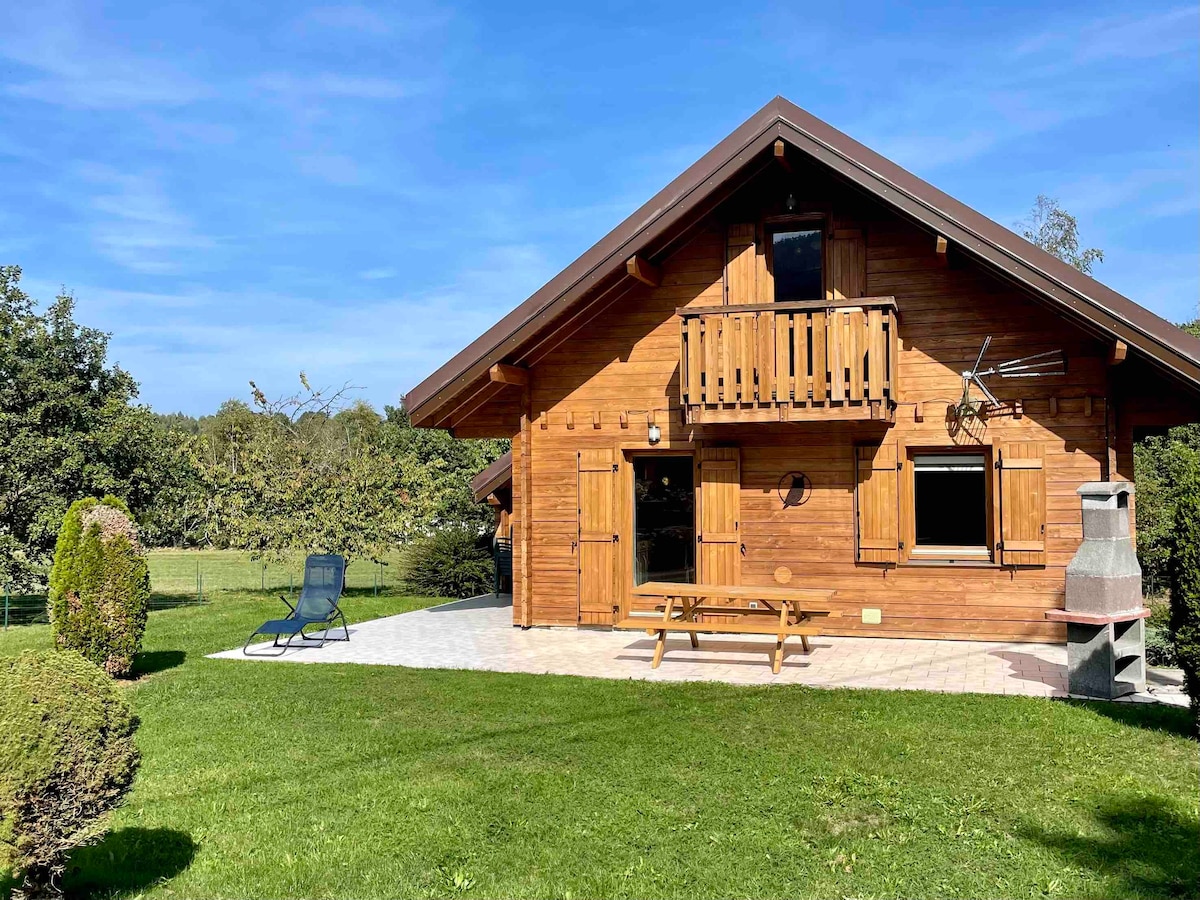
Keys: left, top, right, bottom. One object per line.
{"left": 407, "top": 96, "right": 1200, "bottom": 427}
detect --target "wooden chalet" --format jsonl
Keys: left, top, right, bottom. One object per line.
{"left": 407, "top": 97, "right": 1200, "bottom": 643}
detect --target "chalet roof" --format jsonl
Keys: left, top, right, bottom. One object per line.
{"left": 407, "top": 95, "right": 1200, "bottom": 427}
{"left": 471, "top": 450, "right": 513, "bottom": 502}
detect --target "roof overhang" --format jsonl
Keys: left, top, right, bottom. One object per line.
{"left": 406, "top": 96, "right": 1200, "bottom": 428}
{"left": 471, "top": 450, "right": 513, "bottom": 503}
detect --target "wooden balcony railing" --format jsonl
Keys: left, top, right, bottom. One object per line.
{"left": 678, "top": 297, "right": 898, "bottom": 424}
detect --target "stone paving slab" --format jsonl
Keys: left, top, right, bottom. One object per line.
{"left": 210, "top": 594, "right": 1188, "bottom": 705}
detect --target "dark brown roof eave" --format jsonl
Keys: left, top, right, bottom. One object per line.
{"left": 406, "top": 96, "right": 1200, "bottom": 425}
{"left": 471, "top": 450, "right": 513, "bottom": 503}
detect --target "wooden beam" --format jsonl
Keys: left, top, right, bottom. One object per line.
{"left": 433, "top": 379, "right": 501, "bottom": 428}
{"left": 518, "top": 384, "right": 533, "bottom": 627}
{"left": 935, "top": 235, "right": 949, "bottom": 267}
{"left": 1109, "top": 340, "right": 1128, "bottom": 366}
{"left": 489, "top": 363, "right": 528, "bottom": 386}
{"left": 625, "top": 254, "right": 661, "bottom": 287}
{"left": 774, "top": 139, "right": 793, "bottom": 173}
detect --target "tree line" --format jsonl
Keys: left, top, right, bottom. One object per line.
{"left": 0, "top": 266, "right": 506, "bottom": 593}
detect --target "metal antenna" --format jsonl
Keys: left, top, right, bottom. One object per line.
{"left": 956, "top": 336, "right": 1065, "bottom": 419}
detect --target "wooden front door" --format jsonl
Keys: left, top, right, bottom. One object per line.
{"left": 577, "top": 449, "right": 619, "bottom": 625}
{"left": 698, "top": 447, "right": 741, "bottom": 584}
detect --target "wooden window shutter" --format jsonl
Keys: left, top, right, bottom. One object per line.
{"left": 725, "top": 224, "right": 757, "bottom": 305}
{"left": 577, "top": 449, "right": 619, "bottom": 624}
{"left": 855, "top": 443, "right": 898, "bottom": 563}
{"left": 998, "top": 443, "right": 1046, "bottom": 566}
{"left": 699, "top": 447, "right": 740, "bottom": 584}
{"left": 827, "top": 228, "right": 866, "bottom": 301}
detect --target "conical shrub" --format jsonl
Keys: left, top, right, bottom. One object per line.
{"left": 48, "top": 496, "right": 150, "bottom": 678}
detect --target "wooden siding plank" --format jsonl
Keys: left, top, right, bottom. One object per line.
{"left": 849, "top": 309, "right": 864, "bottom": 402}
{"left": 811, "top": 310, "right": 827, "bottom": 401}
{"left": 867, "top": 307, "right": 884, "bottom": 401}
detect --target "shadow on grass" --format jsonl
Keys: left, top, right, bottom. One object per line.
{"left": 1022, "top": 794, "right": 1199, "bottom": 898}
{"left": 131, "top": 649, "right": 187, "bottom": 677}
{"left": 1077, "top": 699, "right": 1197, "bottom": 740}
{"left": 64, "top": 826, "right": 197, "bottom": 898}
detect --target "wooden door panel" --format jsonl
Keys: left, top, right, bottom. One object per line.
{"left": 578, "top": 449, "right": 617, "bottom": 623}
{"left": 699, "top": 447, "right": 740, "bottom": 586}
{"left": 999, "top": 443, "right": 1046, "bottom": 566}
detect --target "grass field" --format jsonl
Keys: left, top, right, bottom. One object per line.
{"left": 1, "top": 549, "right": 409, "bottom": 625}
{"left": 146, "top": 548, "right": 407, "bottom": 595}
{"left": 1, "top": 584, "right": 1197, "bottom": 899}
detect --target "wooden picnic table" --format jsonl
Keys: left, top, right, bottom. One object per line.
{"left": 615, "top": 582, "right": 840, "bottom": 674}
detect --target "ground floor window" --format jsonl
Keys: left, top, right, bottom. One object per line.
{"left": 633, "top": 455, "right": 695, "bottom": 584}
{"left": 911, "top": 453, "right": 990, "bottom": 560}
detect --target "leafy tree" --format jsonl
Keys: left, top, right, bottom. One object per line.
{"left": 1018, "top": 195, "right": 1104, "bottom": 274}
{"left": 1134, "top": 426, "right": 1200, "bottom": 594}
{"left": 185, "top": 381, "right": 507, "bottom": 564}
{"left": 0, "top": 267, "right": 182, "bottom": 590}
{"left": 383, "top": 403, "right": 508, "bottom": 539}
{"left": 1167, "top": 458, "right": 1200, "bottom": 732}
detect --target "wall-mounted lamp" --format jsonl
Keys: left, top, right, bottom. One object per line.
{"left": 647, "top": 424, "right": 662, "bottom": 444}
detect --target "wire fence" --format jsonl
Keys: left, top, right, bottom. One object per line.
{"left": 2, "top": 550, "right": 406, "bottom": 629}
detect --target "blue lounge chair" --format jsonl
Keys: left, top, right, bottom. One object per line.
{"left": 243, "top": 554, "right": 349, "bottom": 655}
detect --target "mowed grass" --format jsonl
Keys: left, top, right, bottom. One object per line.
{"left": 147, "top": 548, "right": 407, "bottom": 595}
{"left": 0, "top": 588, "right": 1197, "bottom": 899}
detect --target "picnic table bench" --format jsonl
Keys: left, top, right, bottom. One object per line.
{"left": 614, "top": 582, "right": 840, "bottom": 673}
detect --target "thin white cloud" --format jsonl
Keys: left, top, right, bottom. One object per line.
{"left": 295, "top": 153, "right": 366, "bottom": 186}
{"left": 359, "top": 267, "right": 398, "bottom": 280}
{"left": 1014, "top": 5, "right": 1199, "bottom": 63}
{"left": 77, "top": 166, "right": 214, "bottom": 275}
{"left": 0, "top": 4, "right": 207, "bottom": 109}
{"left": 256, "top": 72, "right": 422, "bottom": 100}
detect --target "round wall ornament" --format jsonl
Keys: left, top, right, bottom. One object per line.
{"left": 777, "top": 471, "right": 812, "bottom": 508}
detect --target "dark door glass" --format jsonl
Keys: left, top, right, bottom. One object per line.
{"left": 633, "top": 456, "right": 695, "bottom": 585}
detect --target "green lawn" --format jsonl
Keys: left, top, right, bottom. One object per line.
{"left": 1, "top": 549, "right": 407, "bottom": 624}
{"left": 1, "top": 589, "right": 1197, "bottom": 899}
{"left": 147, "top": 548, "right": 406, "bottom": 595}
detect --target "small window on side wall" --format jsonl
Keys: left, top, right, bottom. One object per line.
{"left": 911, "top": 453, "right": 990, "bottom": 561}
{"left": 771, "top": 228, "right": 823, "bottom": 301}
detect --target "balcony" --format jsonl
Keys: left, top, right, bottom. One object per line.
{"left": 678, "top": 297, "right": 898, "bottom": 424}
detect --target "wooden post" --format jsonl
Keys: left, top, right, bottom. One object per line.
{"left": 519, "top": 383, "right": 534, "bottom": 627}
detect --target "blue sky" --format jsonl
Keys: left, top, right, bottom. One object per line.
{"left": 1, "top": 1, "right": 1196, "bottom": 415}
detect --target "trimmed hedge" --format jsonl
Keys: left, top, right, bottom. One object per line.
{"left": 1168, "top": 462, "right": 1200, "bottom": 733}
{"left": 0, "top": 650, "right": 141, "bottom": 899}
{"left": 403, "top": 527, "right": 493, "bottom": 599}
{"left": 48, "top": 496, "right": 150, "bottom": 678}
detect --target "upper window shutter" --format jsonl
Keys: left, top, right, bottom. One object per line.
{"left": 828, "top": 228, "right": 866, "bottom": 301}
{"left": 998, "top": 443, "right": 1046, "bottom": 566}
{"left": 856, "top": 443, "right": 898, "bottom": 563}
{"left": 577, "top": 449, "right": 618, "bottom": 623}
{"left": 725, "top": 224, "right": 757, "bottom": 305}
{"left": 699, "top": 447, "right": 741, "bottom": 584}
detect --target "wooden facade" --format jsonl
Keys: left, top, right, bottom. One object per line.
{"left": 410, "top": 99, "right": 1200, "bottom": 643}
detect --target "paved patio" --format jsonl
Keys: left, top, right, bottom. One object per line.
{"left": 212, "top": 594, "right": 1187, "bottom": 705}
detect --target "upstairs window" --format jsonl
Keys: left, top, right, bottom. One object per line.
{"left": 771, "top": 227, "right": 823, "bottom": 301}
